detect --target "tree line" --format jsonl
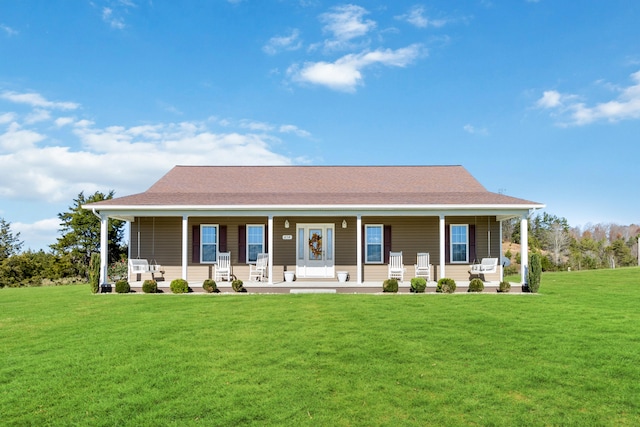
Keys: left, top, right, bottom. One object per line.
{"left": 1, "top": 195, "right": 638, "bottom": 287}
{"left": 502, "top": 212, "right": 640, "bottom": 274}
{"left": 0, "top": 191, "right": 126, "bottom": 288}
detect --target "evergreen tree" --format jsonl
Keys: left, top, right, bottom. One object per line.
{"left": 50, "top": 191, "right": 126, "bottom": 278}
{"left": 0, "top": 218, "right": 23, "bottom": 261}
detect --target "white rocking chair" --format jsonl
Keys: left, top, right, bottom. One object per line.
{"left": 249, "top": 253, "right": 268, "bottom": 282}
{"left": 414, "top": 252, "right": 431, "bottom": 282}
{"left": 215, "top": 252, "right": 231, "bottom": 282}
{"left": 388, "top": 251, "right": 405, "bottom": 282}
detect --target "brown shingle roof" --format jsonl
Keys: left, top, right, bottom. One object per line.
{"left": 90, "top": 165, "right": 542, "bottom": 207}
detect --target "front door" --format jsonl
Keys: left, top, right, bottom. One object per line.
{"left": 296, "top": 224, "right": 335, "bottom": 278}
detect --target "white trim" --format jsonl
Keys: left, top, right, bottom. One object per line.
{"left": 246, "top": 224, "right": 265, "bottom": 264}
{"left": 200, "top": 224, "right": 219, "bottom": 264}
{"left": 521, "top": 215, "right": 529, "bottom": 285}
{"left": 181, "top": 215, "right": 188, "bottom": 281}
{"left": 268, "top": 216, "right": 273, "bottom": 285}
{"left": 450, "top": 224, "right": 469, "bottom": 264}
{"left": 364, "top": 224, "right": 384, "bottom": 264}
{"left": 439, "top": 215, "right": 445, "bottom": 279}
{"left": 100, "top": 215, "right": 108, "bottom": 285}
{"left": 356, "top": 215, "right": 362, "bottom": 284}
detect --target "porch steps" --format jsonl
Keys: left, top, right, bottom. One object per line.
{"left": 290, "top": 289, "right": 337, "bottom": 294}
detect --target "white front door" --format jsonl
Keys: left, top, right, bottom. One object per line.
{"left": 296, "top": 224, "right": 335, "bottom": 278}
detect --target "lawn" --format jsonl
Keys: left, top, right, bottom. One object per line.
{"left": 1, "top": 269, "right": 639, "bottom": 426}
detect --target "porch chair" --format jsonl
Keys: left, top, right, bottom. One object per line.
{"left": 414, "top": 252, "right": 431, "bottom": 282}
{"left": 469, "top": 257, "right": 498, "bottom": 276}
{"left": 215, "top": 252, "right": 231, "bottom": 282}
{"left": 388, "top": 251, "right": 405, "bottom": 282}
{"left": 249, "top": 253, "right": 269, "bottom": 282}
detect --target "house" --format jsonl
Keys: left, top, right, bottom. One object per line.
{"left": 84, "top": 165, "right": 544, "bottom": 291}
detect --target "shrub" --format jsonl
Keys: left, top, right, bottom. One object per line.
{"left": 410, "top": 277, "right": 427, "bottom": 293}
{"left": 382, "top": 278, "right": 399, "bottom": 293}
{"left": 108, "top": 259, "right": 128, "bottom": 282}
{"left": 142, "top": 279, "right": 157, "bottom": 294}
{"left": 170, "top": 278, "right": 189, "bottom": 294}
{"left": 232, "top": 279, "right": 246, "bottom": 293}
{"left": 436, "top": 278, "right": 456, "bottom": 293}
{"left": 468, "top": 278, "right": 484, "bottom": 293}
{"left": 528, "top": 253, "right": 542, "bottom": 293}
{"left": 115, "top": 280, "right": 130, "bottom": 294}
{"left": 202, "top": 279, "right": 217, "bottom": 293}
{"left": 497, "top": 281, "right": 511, "bottom": 293}
{"left": 89, "top": 252, "right": 100, "bottom": 294}
{"left": 504, "top": 265, "right": 518, "bottom": 276}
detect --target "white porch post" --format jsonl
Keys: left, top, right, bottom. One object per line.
{"left": 100, "top": 215, "right": 108, "bottom": 285}
{"left": 356, "top": 215, "right": 362, "bottom": 284}
{"left": 521, "top": 214, "right": 529, "bottom": 286}
{"left": 499, "top": 219, "right": 504, "bottom": 282}
{"left": 439, "top": 215, "right": 446, "bottom": 280}
{"left": 182, "top": 215, "right": 188, "bottom": 281}
{"left": 268, "top": 215, "right": 274, "bottom": 285}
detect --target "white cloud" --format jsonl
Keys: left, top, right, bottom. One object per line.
{"left": 102, "top": 7, "right": 125, "bottom": 29}
{"left": 396, "top": 5, "right": 448, "bottom": 28}
{"left": 263, "top": 29, "right": 303, "bottom": 55}
{"left": 1, "top": 24, "right": 18, "bottom": 36}
{"left": 0, "top": 90, "right": 308, "bottom": 206}
{"left": 537, "top": 70, "right": 640, "bottom": 125}
{"left": 289, "top": 44, "right": 424, "bottom": 92}
{"left": 55, "top": 117, "right": 75, "bottom": 127}
{"left": 12, "top": 218, "right": 61, "bottom": 252}
{"left": 25, "top": 109, "right": 52, "bottom": 124}
{"left": 0, "top": 112, "right": 17, "bottom": 124}
{"left": 463, "top": 124, "right": 489, "bottom": 136}
{"left": 1, "top": 91, "right": 79, "bottom": 110}
{"left": 319, "top": 4, "right": 376, "bottom": 50}
{"left": 279, "top": 124, "right": 311, "bottom": 138}
{"left": 0, "top": 122, "right": 46, "bottom": 151}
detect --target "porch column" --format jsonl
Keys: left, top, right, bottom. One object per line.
{"left": 499, "top": 219, "right": 504, "bottom": 282}
{"left": 520, "top": 214, "right": 529, "bottom": 286}
{"left": 268, "top": 215, "right": 273, "bottom": 285}
{"left": 356, "top": 215, "right": 362, "bottom": 284}
{"left": 182, "top": 215, "right": 188, "bottom": 281}
{"left": 100, "top": 215, "right": 108, "bottom": 285}
{"left": 439, "top": 215, "right": 446, "bottom": 280}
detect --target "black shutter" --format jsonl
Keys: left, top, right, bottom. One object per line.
{"left": 361, "top": 225, "right": 365, "bottom": 262}
{"left": 264, "top": 224, "right": 269, "bottom": 254}
{"left": 220, "top": 225, "right": 227, "bottom": 253}
{"left": 238, "top": 225, "right": 246, "bottom": 263}
{"left": 445, "top": 225, "right": 450, "bottom": 263}
{"left": 192, "top": 225, "right": 200, "bottom": 263}
{"left": 469, "top": 224, "right": 476, "bottom": 263}
{"left": 383, "top": 225, "right": 392, "bottom": 263}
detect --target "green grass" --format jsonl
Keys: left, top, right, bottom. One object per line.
{"left": 2, "top": 269, "right": 640, "bottom": 426}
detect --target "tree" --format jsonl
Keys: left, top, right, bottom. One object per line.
{"left": 50, "top": 191, "right": 126, "bottom": 278}
{"left": 0, "top": 218, "right": 23, "bottom": 261}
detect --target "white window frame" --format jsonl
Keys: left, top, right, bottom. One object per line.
{"left": 450, "top": 224, "right": 469, "bottom": 264}
{"left": 365, "top": 224, "right": 384, "bottom": 264}
{"left": 200, "top": 224, "right": 219, "bottom": 264}
{"left": 246, "top": 224, "right": 265, "bottom": 264}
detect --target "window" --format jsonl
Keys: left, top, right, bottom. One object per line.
{"left": 450, "top": 224, "right": 468, "bottom": 263}
{"left": 201, "top": 225, "right": 218, "bottom": 263}
{"left": 365, "top": 225, "right": 383, "bottom": 263}
{"left": 246, "top": 225, "right": 264, "bottom": 263}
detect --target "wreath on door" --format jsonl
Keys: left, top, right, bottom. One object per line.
{"left": 308, "top": 232, "right": 323, "bottom": 259}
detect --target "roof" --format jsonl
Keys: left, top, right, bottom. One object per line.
{"left": 87, "top": 165, "right": 543, "bottom": 209}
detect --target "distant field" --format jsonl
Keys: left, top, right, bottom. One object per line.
{"left": 1, "top": 269, "right": 639, "bottom": 426}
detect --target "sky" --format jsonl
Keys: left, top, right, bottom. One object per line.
{"left": 1, "top": 0, "right": 640, "bottom": 252}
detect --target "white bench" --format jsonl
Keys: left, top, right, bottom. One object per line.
{"left": 128, "top": 259, "right": 162, "bottom": 278}
{"left": 469, "top": 258, "right": 498, "bottom": 275}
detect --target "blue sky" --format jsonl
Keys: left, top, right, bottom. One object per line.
{"left": 1, "top": 0, "right": 639, "bottom": 251}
